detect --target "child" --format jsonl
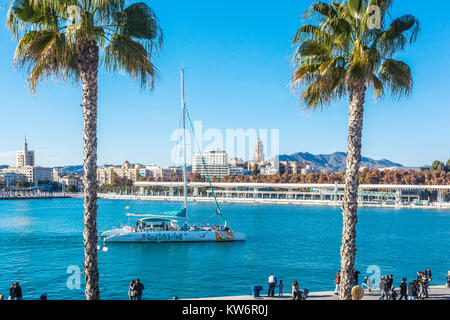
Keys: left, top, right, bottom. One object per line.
{"left": 390, "top": 286, "right": 398, "bottom": 300}
{"left": 278, "top": 280, "right": 283, "bottom": 296}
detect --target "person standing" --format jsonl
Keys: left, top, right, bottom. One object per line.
{"left": 128, "top": 280, "right": 136, "bottom": 300}
{"left": 407, "top": 281, "right": 418, "bottom": 300}
{"left": 424, "top": 267, "right": 431, "bottom": 298}
{"left": 353, "top": 269, "right": 360, "bottom": 286}
{"left": 387, "top": 274, "right": 393, "bottom": 289}
{"left": 278, "top": 280, "right": 283, "bottom": 297}
{"left": 267, "top": 274, "right": 276, "bottom": 297}
{"left": 334, "top": 270, "right": 340, "bottom": 295}
{"left": 424, "top": 267, "right": 432, "bottom": 280}
{"left": 387, "top": 274, "right": 394, "bottom": 297}
{"left": 399, "top": 278, "right": 408, "bottom": 300}
{"left": 291, "top": 281, "right": 299, "bottom": 300}
{"left": 13, "top": 282, "right": 22, "bottom": 300}
{"left": 8, "top": 284, "right": 15, "bottom": 300}
{"left": 134, "top": 278, "right": 144, "bottom": 300}
{"left": 362, "top": 276, "right": 372, "bottom": 292}
{"left": 420, "top": 273, "right": 429, "bottom": 298}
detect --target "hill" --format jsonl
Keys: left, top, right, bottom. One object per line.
{"left": 277, "top": 151, "right": 403, "bottom": 173}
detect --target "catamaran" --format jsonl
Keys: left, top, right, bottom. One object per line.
{"left": 100, "top": 69, "right": 245, "bottom": 243}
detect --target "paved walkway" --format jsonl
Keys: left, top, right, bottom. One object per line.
{"left": 192, "top": 285, "right": 450, "bottom": 300}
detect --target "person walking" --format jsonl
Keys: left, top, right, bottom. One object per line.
{"left": 291, "top": 281, "right": 299, "bottom": 300}
{"left": 379, "top": 276, "right": 390, "bottom": 300}
{"left": 267, "top": 274, "right": 277, "bottom": 297}
{"left": 278, "top": 280, "right": 283, "bottom": 297}
{"left": 407, "top": 281, "right": 418, "bottom": 300}
{"left": 128, "top": 280, "right": 136, "bottom": 300}
{"left": 334, "top": 270, "right": 340, "bottom": 295}
{"left": 13, "top": 282, "right": 22, "bottom": 300}
{"left": 134, "top": 278, "right": 144, "bottom": 300}
{"left": 362, "top": 276, "right": 372, "bottom": 292}
{"left": 8, "top": 284, "right": 15, "bottom": 300}
{"left": 399, "top": 278, "right": 408, "bottom": 300}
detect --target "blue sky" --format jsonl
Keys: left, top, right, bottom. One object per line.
{"left": 0, "top": 0, "right": 449, "bottom": 167}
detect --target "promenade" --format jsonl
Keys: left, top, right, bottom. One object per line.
{"left": 96, "top": 193, "right": 450, "bottom": 209}
{"left": 192, "top": 285, "right": 450, "bottom": 300}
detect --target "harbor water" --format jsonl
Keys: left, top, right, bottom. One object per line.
{"left": 0, "top": 198, "right": 448, "bottom": 299}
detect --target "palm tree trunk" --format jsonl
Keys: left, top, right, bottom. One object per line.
{"left": 339, "top": 84, "right": 366, "bottom": 300}
{"left": 76, "top": 38, "right": 100, "bottom": 300}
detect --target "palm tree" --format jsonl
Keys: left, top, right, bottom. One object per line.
{"left": 7, "top": 0, "right": 162, "bottom": 300}
{"left": 290, "top": 0, "right": 418, "bottom": 300}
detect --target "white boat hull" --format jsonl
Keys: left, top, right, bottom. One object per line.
{"left": 103, "top": 229, "right": 245, "bottom": 243}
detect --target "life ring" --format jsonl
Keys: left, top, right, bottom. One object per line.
{"left": 200, "top": 223, "right": 205, "bottom": 227}
{"left": 351, "top": 286, "right": 364, "bottom": 300}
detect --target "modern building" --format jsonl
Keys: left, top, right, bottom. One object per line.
{"left": 16, "top": 138, "right": 35, "bottom": 167}
{"left": 192, "top": 149, "right": 230, "bottom": 178}
{"left": 17, "top": 166, "right": 52, "bottom": 184}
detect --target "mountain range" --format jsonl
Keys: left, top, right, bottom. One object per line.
{"left": 276, "top": 151, "right": 403, "bottom": 173}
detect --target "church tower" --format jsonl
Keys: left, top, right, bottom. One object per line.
{"left": 253, "top": 135, "right": 265, "bottom": 162}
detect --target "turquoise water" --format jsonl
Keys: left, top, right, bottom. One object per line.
{"left": 0, "top": 198, "right": 449, "bottom": 300}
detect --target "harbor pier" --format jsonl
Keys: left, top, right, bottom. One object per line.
{"left": 94, "top": 182, "right": 450, "bottom": 208}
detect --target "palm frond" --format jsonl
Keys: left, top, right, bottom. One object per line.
{"left": 102, "top": 34, "right": 158, "bottom": 89}
{"left": 379, "top": 15, "right": 419, "bottom": 56}
{"left": 378, "top": 59, "right": 413, "bottom": 98}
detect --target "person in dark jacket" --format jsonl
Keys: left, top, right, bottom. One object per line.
{"left": 387, "top": 274, "right": 394, "bottom": 289}
{"left": 407, "top": 281, "right": 418, "bottom": 300}
{"left": 8, "top": 284, "right": 15, "bottom": 300}
{"left": 353, "top": 269, "right": 360, "bottom": 286}
{"left": 13, "top": 282, "right": 22, "bottom": 300}
{"left": 399, "top": 278, "right": 408, "bottom": 300}
{"left": 134, "top": 278, "right": 144, "bottom": 300}
{"left": 424, "top": 267, "right": 432, "bottom": 280}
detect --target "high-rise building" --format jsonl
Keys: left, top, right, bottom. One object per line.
{"left": 192, "top": 149, "right": 230, "bottom": 178}
{"left": 16, "top": 138, "right": 35, "bottom": 167}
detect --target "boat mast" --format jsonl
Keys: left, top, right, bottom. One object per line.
{"left": 181, "top": 68, "right": 188, "bottom": 227}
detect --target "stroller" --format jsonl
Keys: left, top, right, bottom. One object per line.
{"left": 293, "top": 288, "right": 309, "bottom": 300}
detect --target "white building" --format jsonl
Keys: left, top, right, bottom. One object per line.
{"left": 192, "top": 149, "right": 230, "bottom": 178}
{"left": 0, "top": 171, "right": 27, "bottom": 187}
{"left": 17, "top": 166, "right": 52, "bottom": 185}
{"left": 230, "top": 166, "right": 246, "bottom": 176}
{"left": 16, "top": 138, "right": 35, "bottom": 167}
{"left": 260, "top": 164, "right": 278, "bottom": 175}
